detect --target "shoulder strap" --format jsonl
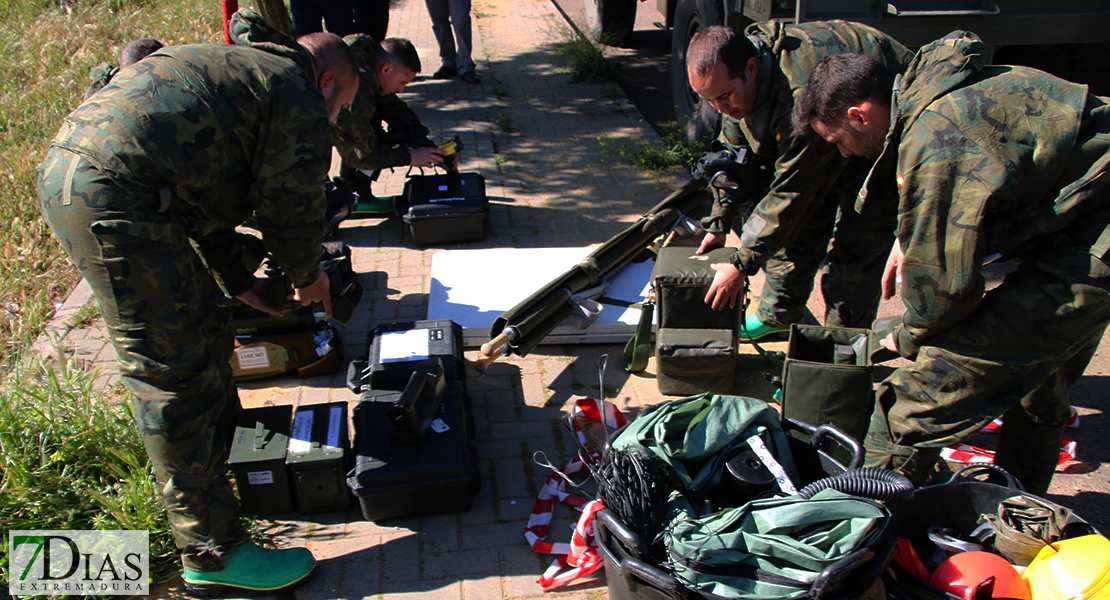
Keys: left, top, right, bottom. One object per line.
{"left": 623, "top": 300, "right": 654, "bottom": 372}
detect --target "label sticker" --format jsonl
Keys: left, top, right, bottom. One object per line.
{"left": 326, "top": 405, "right": 343, "bottom": 450}
{"left": 380, "top": 329, "right": 430, "bottom": 363}
{"left": 289, "top": 411, "right": 313, "bottom": 454}
{"left": 236, "top": 346, "right": 270, "bottom": 370}
{"left": 430, "top": 419, "right": 449, "bottom": 433}
{"left": 247, "top": 471, "right": 274, "bottom": 485}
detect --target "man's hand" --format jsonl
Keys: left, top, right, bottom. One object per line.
{"left": 236, "top": 279, "right": 287, "bottom": 317}
{"left": 696, "top": 231, "right": 728, "bottom": 255}
{"left": 704, "top": 262, "right": 746, "bottom": 311}
{"left": 291, "top": 271, "right": 333, "bottom": 318}
{"left": 411, "top": 146, "right": 446, "bottom": 169}
{"left": 880, "top": 331, "right": 897, "bottom": 353}
{"left": 882, "top": 242, "right": 905, "bottom": 300}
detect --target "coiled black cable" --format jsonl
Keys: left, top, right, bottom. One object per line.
{"left": 592, "top": 448, "right": 670, "bottom": 556}
{"left": 798, "top": 467, "right": 915, "bottom": 502}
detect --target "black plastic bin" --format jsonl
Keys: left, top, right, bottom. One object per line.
{"left": 881, "top": 464, "right": 1098, "bottom": 600}
{"left": 594, "top": 418, "right": 897, "bottom": 600}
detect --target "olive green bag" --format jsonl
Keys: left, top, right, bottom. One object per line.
{"left": 664, "top": 488, "right": 890, "bottom": 600}
{"left": 779, "top": 324, "right": 876, "bottom": 446}
{"left": 651, "top": 246, "right": 740, "bottom": 396}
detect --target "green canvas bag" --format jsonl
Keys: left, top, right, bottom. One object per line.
{"left": 780, "top": 325, "right": 876, "bottom": 446}
{"left": 650, "top": 246, "right": 740, "bottom": 395}
{"left": 664, "top": 488, "right": 890, "bottom": 600}
{"left": 609, "top": 393, "right": 798, "bottom": 493}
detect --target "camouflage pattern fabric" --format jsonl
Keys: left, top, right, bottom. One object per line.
{"left": 38, "top": 42, "right": 331, "bottom": 571}
{"left": 84, "top": 62, "right": 118, "bottom": 100}
{"left": 858, "top": 31, "right": 1110, "bottom": 494}
{"left": 333, "top": 34, "right": 433, "bottom": 175}
{"left": 716, "top": 20, "right": 912, "bottom": 328}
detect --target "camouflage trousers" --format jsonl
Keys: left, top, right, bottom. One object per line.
{"left": 38, "top": 147, "right": 248, "bottom": 572}
{"left": 864, "top": 250, "right": 1110, "bottom": 496}
{"left": 750, "top": 157, "right": 894, "bottom": 330}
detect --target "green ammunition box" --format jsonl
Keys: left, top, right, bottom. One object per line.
{"left": 228, "top": 405, "right": 295, "bottom": 516}
{"left": 286, "top": 402, "right": 351, "bottom": 514}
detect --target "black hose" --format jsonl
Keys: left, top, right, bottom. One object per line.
{"left": 798, "top": 467, "right": 915, "bottom": 502}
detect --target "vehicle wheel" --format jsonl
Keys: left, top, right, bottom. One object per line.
{"left": 671, "top": 0, "right": 725, "bottom": 145}
{"left": 584, "top": 0, "right": 638, "bottom": 47}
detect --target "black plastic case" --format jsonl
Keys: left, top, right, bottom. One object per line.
{"left": 347, "top": 382, "right": 480, "bottom": 521}
{"left": 396, "top": 173, "right": 491, "bottom": 246}
{"left": 365, "top": 319, "right": 466, "bottom": 390}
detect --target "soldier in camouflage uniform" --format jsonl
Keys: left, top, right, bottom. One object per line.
{"left": 792, "top": 32, "right": 1110, "bottom": 495}
{"left": 233, "top": 11, "right": 445, "bottom": 213}
{"left": 84, "top": 38, "right": 164, "bottom": 99}
{"left": 38, "top": 20, "right": 358, "bottom": 592}
{"left": 334, "top": 34, "right": 447, "bottom": 211}
{"left": 689, "top": 23, "right": 912, "bottom": 338}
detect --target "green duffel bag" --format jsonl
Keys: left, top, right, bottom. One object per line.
{"left": 665, "top": 488, "right": 891, "bottom": 600}
{"left": 656, "top": 328, "right": 735, "bottom": 396}
{"left": 609, "top": 393, "right": 797, "bottom": 493}
{"left": 780, "top": 324, "right": 876, "bottom": 447}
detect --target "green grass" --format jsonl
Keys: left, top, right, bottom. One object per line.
{"left": 0, "top": 356, "right": 177, "bottom": 588}
{"left": 66, "top": 301, "right": 103, "bottom": 329}
{"left": 559, "top": 37, "right": 622, "bottom": 84}
{"left": 492, "top": 110, "right": 515, "bottom": 134}
{"left": 598, "top": 125, "right": 702, "bottom": 175}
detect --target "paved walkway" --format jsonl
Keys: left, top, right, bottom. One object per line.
{"left": 35, "top": 0, "right": 758, "bottom": 597}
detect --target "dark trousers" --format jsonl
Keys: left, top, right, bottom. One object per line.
{"left": 291, "top": 0, "right": 354, "bottom": 38}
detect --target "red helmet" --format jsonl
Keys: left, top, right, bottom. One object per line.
{"left": 929, "top": 551, "right": 1031, "bottom": 600}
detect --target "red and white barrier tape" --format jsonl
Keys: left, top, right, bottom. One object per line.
{"left": 941, "top": 435, "right": 1077, "bottom": 466}
{"left": 983, "top": 406, "right": 1079, "bottom": 432}
{"left": 945, "top": 406, "right": 1079, "bottom": 466}
{"left": 523, "top": 398, "right": 627, "bottom": 591}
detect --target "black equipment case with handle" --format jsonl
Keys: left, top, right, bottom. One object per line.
{"left": 368, "top": 319, "right": 466, "bottom": 389}
{"left": 396, "top": 173, "right": 491, "bottom": 246}
{"left": 347, "top": 381, "right": 480, "bottom": 521}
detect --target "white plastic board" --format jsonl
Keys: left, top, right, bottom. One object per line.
{"left": 427, "top": 247, "right": 652, "bottom": 347}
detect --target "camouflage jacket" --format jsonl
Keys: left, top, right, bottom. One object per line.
{"left": 857, "top": 31, "right": 1110, "bottom": 357}
{"left": 50, "top": 38, "right": 330, "bottom": 296}
{"left": 85, "top": 62, "right": 118, "bottom": 100}
{"left": 333, "top": 34, "right": 432, "bottom": 172}
{"left": 717, "top": 20, "right": 912, "bottom": 275}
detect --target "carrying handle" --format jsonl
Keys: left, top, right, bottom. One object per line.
{"left": 948, "top": 464, "right": 1024, "bottom": 491}
{"left": 596, "top": 508, "right": 651, "bottom": 561}
{"left": 252, "top": 422, "right": 266, "bottom": 451}
{"left": 781, "top": 418, "right": 865, "bottom": 471}
{"left": 620, "top": 556, "right": 689, "bottom": 600}
{"left": 386, "top": 363, "right": 440, "bottom": 427}
{"left": 810, "top": 537, "right": 898, "bottom": 600}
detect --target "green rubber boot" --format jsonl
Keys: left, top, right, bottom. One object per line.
{"left": 182, "top": 542, "right": 315, "bottom": 596}
{"left": 353, "top": 193, "right": 395, "bottom": 215}
{"left": 737, "top": 314, "right": 790, "bottom": 342}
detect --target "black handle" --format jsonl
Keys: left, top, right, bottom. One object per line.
{"left": 811, "top": 423, "right": 865, "bottom": 470}
{"left": 621, "top": 556, "right": 689, "bottom": 600}
{"left": 595, "top": 509, "right": 651, "bottom": 561}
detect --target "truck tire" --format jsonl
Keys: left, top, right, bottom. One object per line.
{"left": 584, "top": 0, "right": 638, "bottom": 47}
{"left": 671, "top": 0, "right": 724, "bottom": 145}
